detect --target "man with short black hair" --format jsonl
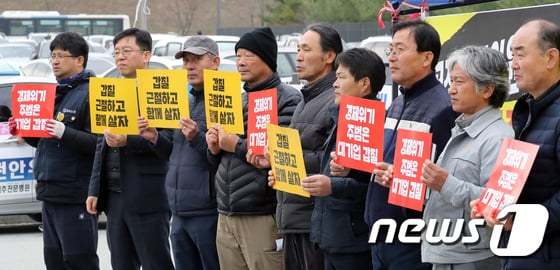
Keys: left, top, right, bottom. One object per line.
{"left": 10, "top": 32, "right": 99, "bottom": 269}
{"left": 86, "top": 28, "right": 174, "bottom": 270}
{"left": 366, "top": 19, "right": 457, "bottom": 270}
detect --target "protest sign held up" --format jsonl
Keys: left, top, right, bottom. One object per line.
{"left": 89, "top": 77, "right": 139, "bottom": 134}
{"left": 335, "top": 94, "right": 385, "bottom": 173}
{"left": 204, "top": 69, "right": 244, "bottom": 134}
{"left": 137, "top": 69, "right": 189, "bottom": 128}
{"left": 268, "top": 123, "right": 309, "bottom": 198}
{"left": 248, "top": 88, "right": 277, "bottom": 155}
{"left": 388, "top": 129, "right": 432, "bottom": 212}
{"left": 11, "top": 84, "right": 56, "bottom": 137}
{"left": 477, "top": 138, "right": 539, "bottom": 218}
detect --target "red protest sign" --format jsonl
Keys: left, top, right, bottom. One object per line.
{"left": 388, "top": 129, "right": 432, "bottom": 212}
{"left": 477, "top": 138, "right": 539, "bottom": 218}
{"left": 248, "top": 88, "right": 277, "bottom": 155}
{"left": 335, "top": 94, "right": 385, "bottom": 173}
{"left": 11, "top": 84, "right": 56, "bottom": 137}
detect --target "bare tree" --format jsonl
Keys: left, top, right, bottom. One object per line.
{"left": 167, "top": 0, "right": 200, "bottom": 35}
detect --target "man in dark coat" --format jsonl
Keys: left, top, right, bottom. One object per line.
{"left": 86, "top": 28, "right": 174, "bottom": 270}
{"left": 206, "top": 27, "right": 302, "bottom": 270}
{"left": 10, "top": 32, "right": 99, "bottom": 269}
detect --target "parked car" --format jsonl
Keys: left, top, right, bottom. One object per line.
{"left": 152, "top": 35, "right": 240, "bottom": 58}
{"left": 102, "top": 56, "right": 182, "bottom": 78}
{"left": 20, "top": 53, "right": 115, "bottom": 78}
{"left": 101, "top": 56, "right": 237, "bottom": 78}
{"left": 33, "top": 39, "right": 107, "bottom": 60}
{"left": 85, "top": 34, "right": 114, "bottom": 54}
{"left": 0, "top": 43, "right": 35, "bottom": 69}
{"left": 150, "top": 33, "right": 178, "bottom": 48}
{"left": 221, "top": 46, "right": 301, "bottom": 86}
{"left": 7, "top": 39, "right": 39, "bottom": 52}
{"left": 359, "top": 35, "right": 391, "bottom": 61}
{"left": 0, "top": 59, "right": 20, "bottom": 76}
{"left": 26, "top": 32, "right": 59, "bottom": 45}
{"left": 378, "top": 61, "right": 394, "bottom": 110}
{"left": 0, "top": 76, "right": 57, "bottom": 221}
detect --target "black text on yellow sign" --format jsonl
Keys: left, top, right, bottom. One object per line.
{"left": 137, "top": 69, "right": 189, "bottom": 128}
{"left": 203, "top": 69, "right": 244, "bottom": 134}
{"left": 89, "top": 77, "right": 138, "bottom": 135}
{"left": 267, "top": 124, "right": 309, "bottom": 198}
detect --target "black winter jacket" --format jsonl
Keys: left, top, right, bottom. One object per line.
{"left": 276, "top": 71, "right": 336, "bottom": 234}
{"left": 209, "top": 73, "right": 302, "bottom": 215}
{"left": 503, "top": 80, "right": 560, "bottom": 269}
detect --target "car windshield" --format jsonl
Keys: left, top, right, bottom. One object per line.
{"left": 0, "top": 44, "right": 34, "bottom": 58}
{"left": 217, "top": 42, "right": 236, "bottom": 54}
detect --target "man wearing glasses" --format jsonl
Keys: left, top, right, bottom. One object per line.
{"left": 9, "top": 32, "right": 99, "bottom": 269}
{"left": 86, "top": 28, "right": 174, "bottom": 270}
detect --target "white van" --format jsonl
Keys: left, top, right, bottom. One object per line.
{"left": 0, "top": 76, "right": 56, "bottom": 221}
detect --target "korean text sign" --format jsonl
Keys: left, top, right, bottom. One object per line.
{"left": 11, "top": 84, "right": 56, "bottom": 137}
{"left": 268, "top": 123, "right": 309, "bottom": 198}
{"left": 248, "top": 88, "right": 277, "bottom": 155}
{"left": 336, "top": 94, "right": 385, "bottom": 172}
{"left": 0, "top": 157, "right": 33, "bottom": 182}
{"left": 137, "top": 69, "right": 189, "bottom": 128}
{"left": 0, "top": 157, "right": 33, "bottom": 198}
{"left": 89, "top": 77, "right": 139, "bottom": 134}
{"left": 477, "top": 138, "right": 539, "bottom": 218}
{"left": 203, "top": 69, "right": 244, "bottom": 134}
{"left": 388, "top": 129, "right": 432, "bottom": 212}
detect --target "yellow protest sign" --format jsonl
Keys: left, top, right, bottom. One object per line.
{"left": 203, "top": 69, "right": 244, "bottom": 134}
{"left": 137, "top": 69, "right": 189, "bottom": 128}
{"left": 89, "top": 77, "right": 139, "bottom": 135}
{"left": 267, "top": 123, "right": 309, "bottom": 198}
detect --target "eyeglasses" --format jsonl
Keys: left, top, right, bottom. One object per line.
{"left": 385, "top": 46, "right": 425, "bottom": 57}
{"left": 48, "top": 54, "right": 76, "bottom": 62}
{"left": 112, "top": 49, "right": 145, "bottom": 58}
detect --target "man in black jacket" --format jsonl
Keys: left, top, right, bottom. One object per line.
{"left": 86, "top": 28, "right": 174, "bottom": 270}
{"left": 138, "top": 36, "right": 221, "bottom": 270}
{"left": 10, "top": 32, "right": 99, "bottom": 269}
{"left": 248, "top": 22, "right": 343, "bottom": 270}
{"left": 206, "top": 27, "right": 302, "bottom": 270}
{"left": 302, "top": 48, "right": 385, "bottom": 269}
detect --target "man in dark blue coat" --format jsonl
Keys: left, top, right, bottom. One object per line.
{"left": 365, "top": 19, "right": 457, "bottom": 270}
{"left": 472, "top": 19, "right": 560, "bottom": 270}
{"left": 138, "top": 36, "right": 221, "bottom": 270}
{"left": 301, "top": 48, "right": 385, "bottom": 270}
{"left": 86, "top": 28, "right": 174, "bottom": 270}
{"left": 10, "top": 32, "right": 99, "bottom": 269}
